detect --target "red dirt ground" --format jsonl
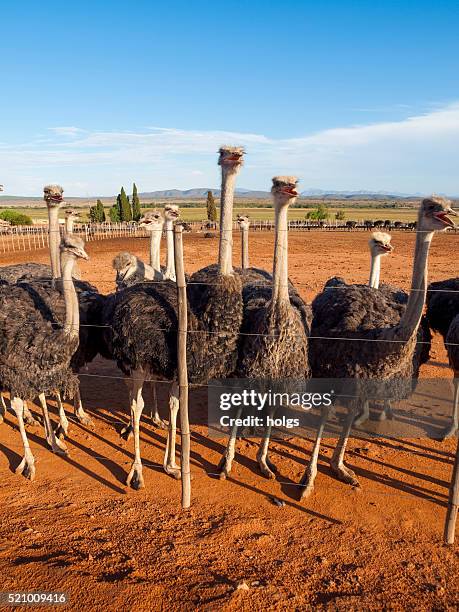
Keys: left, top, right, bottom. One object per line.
{"left": 1, "top": 230, "right": 458, "bottom": 611}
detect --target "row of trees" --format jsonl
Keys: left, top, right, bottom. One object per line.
{"left": 89, "top": 183, "right": 142, "bottom": 223}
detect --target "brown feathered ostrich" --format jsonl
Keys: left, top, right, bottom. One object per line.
{"left": 237, "top": 214, "right": 250, "bottom": 269}
{"left": 426, "top": 278, "right": 459, "bottom": 438}
{"left": 101, "top": 146, "right": 246, "bottom": 489}
{"left": 0, "top": 236, "right": 90, "bottom": 479}
{"left": 217, "top": 177, "right": 310, "bottom": 479}
{"left": 299, "top": 197, "right": 456, "bottom": 498}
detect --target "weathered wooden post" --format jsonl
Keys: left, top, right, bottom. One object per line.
{"left": 444, "top": 437, "right": 459, "bottom": 544}
{"left": 174, "top": 224, "right": 191, "bottom": 509}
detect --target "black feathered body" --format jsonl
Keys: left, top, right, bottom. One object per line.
{"left": 309, "top": 282, "right": 429, "bottom": 401}
{"left": 0, "top": 263, "right": 51, "bottom": 284}
{"left": 0, "top": 283, "right": 79, "bottom": 399}
{"left": 16, "top": 278, "right": 105, "bottom": 374}
{"left": 236, "top": 281, "right": 310, "bottom": 380}
{"left": 102, "top": 268, "right": 243, "bottom": 385}
{"left": 426, "top": 278, "right": 459, "bottom": 338}
{"left": 446, "top": 315, "right": 459, "bottom": 373}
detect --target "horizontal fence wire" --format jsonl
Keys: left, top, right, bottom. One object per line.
{"left": 1, "top": 220, "right": 458, "bottom": 255}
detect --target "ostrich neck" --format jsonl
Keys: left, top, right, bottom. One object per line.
{"left": 272, "top": 202, "right": 290, "bottom": 308}
{"left": 65, "top": 217, "right": 74, "bottom": 235}
{"left": 393, "top": 228, "right": 434, "bottom": 340}
{"left": 369, "top": 253, "right": 381, "bottom": 289}
{"left": 48, "top": 206, "right": 61, "bottom": 278}
{"left": 61, "top": 253, "right": 79, "bottom": 336}
{"left": 149, "top": 227, "right": 162, "bottom": 270}
{"left": 241, "top": 227, "right": 249, "bottom": 269}
{"left": 165, "top": 219, "right": 176, "bottom": 278}
{"left": 218, "top": 169, "right": 238, "bottom": 275}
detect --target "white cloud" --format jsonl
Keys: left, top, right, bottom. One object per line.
{"left": 1, "top": 103, "right": 459, "bottom": 195}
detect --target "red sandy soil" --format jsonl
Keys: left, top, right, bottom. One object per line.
{"left": 0, "top": 230, "right": 458, "bottom": 611}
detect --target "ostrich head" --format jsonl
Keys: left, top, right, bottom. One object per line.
{"left": 419, "top": 196, "right": 457, "bottom": 231}
{"left": 43, "top": 184, "right": 64, "bottom": 208}
{"left": 271, "top": 176, "right": 299, "bottom": 205}
{"left": 369, "top": 232, "right": 393, "bottom": 256}
{"left": 237, "top": 214, "right": 250, "bottom": 230}
{"left": 112, "top": 251, "right": 137, "bottom": 287}
{"left": 139, "top": 210, "right": 164, "bottom": 233}
{"left": 164, "top": 204, "right": 180, "bottom": 222}
{"left": 60, "top": 235, "right": 89, "bottom": 260}
{"left": 0, "top": 185, "right": 3, "bottom": 192}
{"left": 64, "top": 208, "right": 80, "bottom": 221}
{"left": 218, "top": 146, "right": 245, "bottom": 172}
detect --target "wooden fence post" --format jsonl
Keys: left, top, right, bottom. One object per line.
{"left": 174, "top": 224, "right": 191, "bottom": 509}
{"left": 444, "top": 437, "right": 459, "bottom": 544}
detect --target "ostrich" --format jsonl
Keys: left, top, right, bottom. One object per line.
{"left": 426, "top": 277, "right": 459, "bottom": 438}
{"left": 0, "top": 184, "right": 63, "bottom": 284}
{"left": 0, "top": 235, "right": 90, "bottom": 479}
{"left": 298, "top": 197, "right": 456, "bottom": 497}
{"left": 237, "top": 214, "right": 250, "bottom": 269}
{"left": 112, "top": 252, "right": 160, "bottom": 291}
{"left": 64, "top": 208, "right": 80, "bottom": 235}
{"left": 368, "top": 232, "right": 394, "bottom": 288}
{"left": 102, "top": 146, "right": 246, "bottom": 489}
{"left": 217, "top": 177, "right": 310, "bottom": 479}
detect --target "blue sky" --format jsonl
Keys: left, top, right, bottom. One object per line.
{"left": 1, "top": 1, "right": 459, "bottom": 195}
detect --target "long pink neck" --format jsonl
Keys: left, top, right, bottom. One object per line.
{"left": 271, "top": 200, "right": 290, "bottom": 308}
{"left": 218, "top": 168, "right": 238, "bottom": 275}
{"left": 48, "top": 205, "right": 61, "bottom": 278}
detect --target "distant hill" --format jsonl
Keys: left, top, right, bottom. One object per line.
{"left": 138, "top": 188, "right": 271, "bottom": 199}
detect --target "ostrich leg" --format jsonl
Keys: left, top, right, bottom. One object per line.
{"left": 11, "top": 397, "right": 36, "bottom": 480}
{"left": 299, "top": 406, "right": 331, "bottom": 499}
{"left": 330, "top": 402, "right": 360, "bottom": 487}
{"left": 377, "top": 399, "right": 394, "bottom": 422}
{"left": 23, "top": 401, "right": 40, "bottom": 427}
{"left": 38, "top": 393, "right": 68, "bottom": 454}
{"left": 217, "top": 406, "right": 243, "bottom": 479}
{"left": 441, "top": 375, "right": 459, "bottom": 440}
{"left": 74, "top": 387, "right": 94, "bottom": 428}
{"left": 0, "top": 394, "right": 6, "bottom": 423}
{"left": 150, "top": 383, "right": 167, "bottom": 429}
{"left": 126, "top": 369, "right": 146, "bottom": 490}
{"left": 353, "top": 400, "right": 370, "bottom": 427}
{"left": 163, "top": 382, "right": 181, "bottom": 479}
{"left": 444, "top": 435, "right": 459, "bottom": 544}
{"left": 257, "top": 405, "right": 278, "bottom": 479}
{"left": 54, "top": 393, "right": 69, "bottom": 439}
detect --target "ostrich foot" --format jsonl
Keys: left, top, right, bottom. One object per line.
{"left": 75, "top": 408, "right": 95, "bottom": 429}
{"left": 439, "top": 422, "right": 458, "bottom": 440}
{"left": 55, "top": 414, "right": 69, "bottom": 440}
{"left": 150, "top": 413, "right": 168, "bottom": 430}
{"left": 331, "top": 462, "right": 359, "bottom": 487}
{"left": 164, "top": 461, "right": 181, "bottom": 480}
{"left": 377, "top": 406, "right": 394, "bottom": 421}
{"left": 299, "top": 470, "right": 316, "bottom": 499}
{"left": 15, "top": 451, "right": 36, "bottom": 481}
{"left": 46, "top": 433, "right": 68, "bottom": 455}
{"left": 353, "top": 413, "right": 369, "bottom": 427}
{"left": 217, "top": 456, "right": 233, "bottom": 480}
{"left": 257, "top": 455, "right": 278, "bottom": 480}
{"left": 126, "top": 461, "right": 145, "bottom": 490}
{"left": 120, "top": 423, "right": 133, "bottom": 441}
{"left": 23, "top": 405, "right": 40, "bottom": 427}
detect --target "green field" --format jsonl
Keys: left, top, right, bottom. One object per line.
{"left": 3, "top": 206, "right": 418, "bottom": 224}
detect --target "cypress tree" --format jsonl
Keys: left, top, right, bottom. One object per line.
{"left": 131, "top": 183, "right": 141, "bottom": 221}
{"left": 96, "top": 198, "right": 106, "bottom": 222}
{"left": 206, "top": 190, "right": 217, "bottom": 222}
{"left": 120, "top": 187, "right": 132, "bottom": 221}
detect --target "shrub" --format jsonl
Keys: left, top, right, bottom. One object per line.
{"left": 0, "top": 209, "right": 33, "bottom": 226}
